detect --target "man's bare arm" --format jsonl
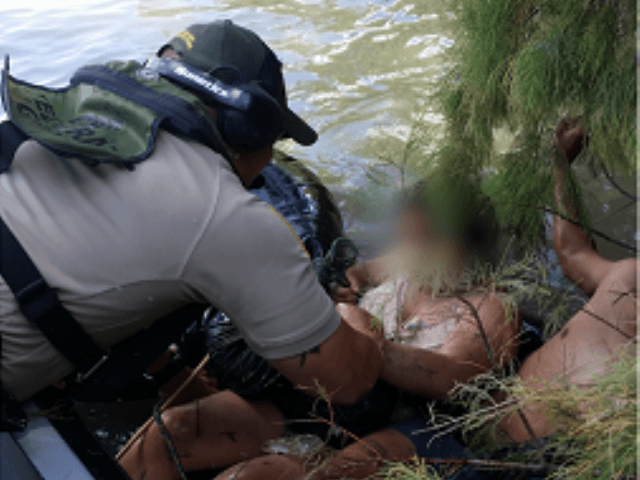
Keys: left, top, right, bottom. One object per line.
{"left": 269, "top": 308, "right": 384, "bottom": 405}
{"left": 551, "top": 120, "right": 613, "bottom": 296}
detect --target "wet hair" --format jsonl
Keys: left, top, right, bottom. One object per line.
{"left": 404, "top": 173, "right": 499, "bottom": 265}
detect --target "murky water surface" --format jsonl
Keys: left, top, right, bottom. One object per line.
{"left": 0, "top": 0, "right": 635, "bottom": 259}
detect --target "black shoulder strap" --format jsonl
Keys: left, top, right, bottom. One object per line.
{"left": 0, "top": 214, "right": 209, "bottom": 399}
{"left": 0, "top": 121, "right": 213, "bottom": 401}
{"left": 0, "top": 217, "right": 109, "bottom": 382}
{"left": 0, "top": 120, "right": 108, "bottom": 381}
{"left": 0, "top": 119, "right": 28, "bottom": 173}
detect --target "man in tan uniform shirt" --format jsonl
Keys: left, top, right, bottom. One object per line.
{"left": 0, "top": 21, "right": 383, "bottom": 408}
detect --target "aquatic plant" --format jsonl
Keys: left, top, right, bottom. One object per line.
{"left": 460, "top": 349, "right": 636, "bottom": 479}
{"left": 402, "top": 4, "right": 638, "bottom": 474}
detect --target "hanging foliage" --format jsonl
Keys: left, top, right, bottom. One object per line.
{"left": 426, "top": 0, "right": 636, "bottom": 242}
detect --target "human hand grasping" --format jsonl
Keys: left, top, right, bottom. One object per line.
{"left": 552, "top": 116, "right": 586, "bottom": 164}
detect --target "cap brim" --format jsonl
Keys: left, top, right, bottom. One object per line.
{"left": 282, "top": 108, "right": 317, "bottom": 146}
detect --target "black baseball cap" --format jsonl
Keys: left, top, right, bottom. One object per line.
{"left": 158, "top": 20, "right": 317, "bottom": 146}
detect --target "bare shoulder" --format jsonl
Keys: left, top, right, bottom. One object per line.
{"left": 454, "top": 291, "right": 520, "bottom": 334}
{"left": 462, "top": 291, "right": 511, "bottom": 318}
{"left": 442, "top": 292, "right": 519, "bottom": 368}
{"left": 467, "top": 291, "right": 521, "bottom": 332}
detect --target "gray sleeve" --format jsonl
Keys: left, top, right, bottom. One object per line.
{"left": 182, "top": 170, "right": 341, "bottom": 359}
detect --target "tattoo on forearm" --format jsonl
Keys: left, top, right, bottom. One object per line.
{"left": 299, "top": 345, "right": 321, "bottom": 366}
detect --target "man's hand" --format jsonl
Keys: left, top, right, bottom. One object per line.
{"left": 330, "top": 258, "right": 393, "bottom": 304}
{"left": 330, "top": 266, "right": 367, "bottom": 304}
{"left": 332, "top": 286, "right": 359, "bottom": 304}
{"left": 552, "top": 116, "right": 586, "bottom": 164}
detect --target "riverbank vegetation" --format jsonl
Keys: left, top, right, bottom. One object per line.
{"left": 367, "top": 0, "right": 636, "bottom": 245}
{"left": 437, "top": 0, "right": 636, "bottom": 243}
{"left": 371, "top": 350, "right": 636, "bottom": 480}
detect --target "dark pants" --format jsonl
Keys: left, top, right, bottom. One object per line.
{"left": 389, "top": 418, "right": 550, "bottom": 480}
{"left": 388, "top": 323, "right": 548, "bottom": 480}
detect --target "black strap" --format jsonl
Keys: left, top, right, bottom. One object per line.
{"left": 0, "top": 217, "right": 108, "bottom": 380}
{"left": 0, "top": 215, "right": 209, "bottom": 400}
{"left": 0, "top": 120, "right": 108, "bottom": 378}
{"left": 32, "top": 388, "right": 132, "bottom": 480}
{"left": 0, "top": 119, "right": 29, "bottom": 173}
{"left": 0, "top": 120, "right": 213, "bottom": 401}
{"left": 0, "top": 119, "right": 210, "bottom": 401}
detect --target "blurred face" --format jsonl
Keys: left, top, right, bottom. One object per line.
{"left": 398, "top": 207, "right": 466, "bottom": 277}
{"left": 399, "top": 207, "right": 443, "bottom": 249}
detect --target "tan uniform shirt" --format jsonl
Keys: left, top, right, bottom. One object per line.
{"left": 0, "top": 125, "right": 340, "bottom": 400}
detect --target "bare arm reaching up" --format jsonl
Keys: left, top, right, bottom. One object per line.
{"left": 551, "top": 118, "right": 613, "bottom": 296}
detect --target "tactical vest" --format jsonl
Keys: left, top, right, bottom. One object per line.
{"left": 1, "top": 55, "right": 231, "bottom": 169}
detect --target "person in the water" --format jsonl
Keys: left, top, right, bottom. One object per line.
{"left": 206, "top": 119, "right": 637, "bottom": 480}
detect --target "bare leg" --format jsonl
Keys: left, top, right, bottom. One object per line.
{"left": 500, "top": 259, "right": 637, "bottom": 441}
{"left": 119, "top": 390, "right": 285, "bottom": 480}
{"left": 159, "top": 366, "right": 219, "bottom": 406}
{"left": 213, "top": 430, "right": 415, "bottom": 480}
